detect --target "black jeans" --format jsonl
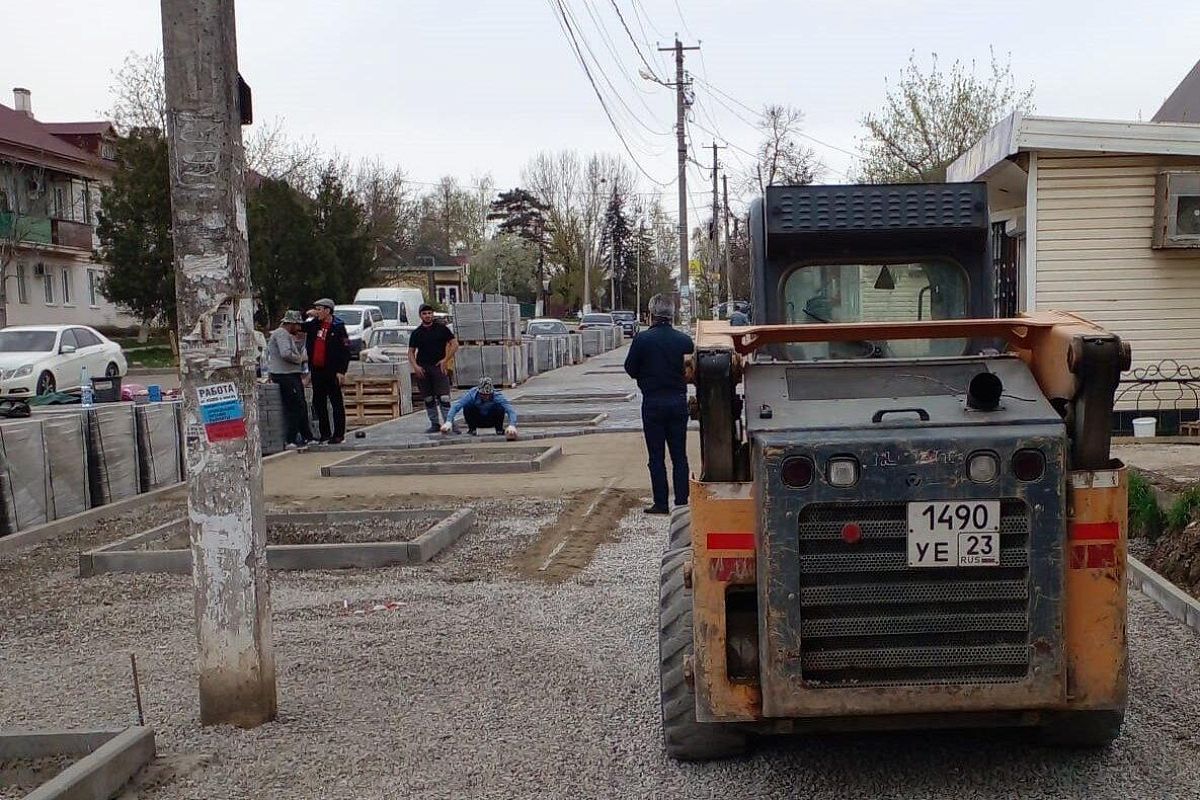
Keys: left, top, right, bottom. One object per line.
{"left": 463, "top": 404, "right": 505, "bottom": 432}
{"left": 416, "top": 364, "right": 452, "bottom": 427}
{"left": 310, "top": 369, "right": 345, "bottom": 440}
{"left": 270, "top": 372, "right": 313, "bottom": 444}
{"left": 641, "top": 393, "right": 689, "bottom": 508}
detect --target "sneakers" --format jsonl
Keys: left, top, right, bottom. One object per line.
{"left": 494, "top": 426, "right": 505, "bottom": 435}
{"left": 467, "top": 428, "right": 478, "bottom": 436}
{"left": 644, "top": 505, "right": 670, "bottom": 515}
{"left": 424, "top": 425, "right": 440, "bottom": 434}
{"left": 328, "top": 436, "right": 345, "bottom": 445}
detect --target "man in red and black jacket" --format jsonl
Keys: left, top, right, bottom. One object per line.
{"left": 303, "top": 298, "right": 352, "bottom": 444}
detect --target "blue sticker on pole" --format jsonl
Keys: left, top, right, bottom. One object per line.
{"left": 197, "top": 382, "right": 247, "bottom": 442}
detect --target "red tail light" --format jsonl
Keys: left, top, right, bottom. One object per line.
{"left": 1012, "top": 449, "right": 1045, "bottom": 482}
{"left": 781, "top": 457, "right": 814, "bottom": 488}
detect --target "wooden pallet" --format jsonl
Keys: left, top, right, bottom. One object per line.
{"left": 344, "top": 378, "right": 401, "bottom": 425}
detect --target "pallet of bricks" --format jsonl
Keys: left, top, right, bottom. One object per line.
{"left": 452, "top": 301, "right": 524, "bottom": 388}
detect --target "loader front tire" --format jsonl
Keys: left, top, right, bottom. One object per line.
{"left": 659, "top": 546, "right": 748, "bottom": 761}
{"left": 666, "top": 506, "right": 691, "bottom": 551}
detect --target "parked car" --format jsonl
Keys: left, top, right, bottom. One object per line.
{"left": 525, "top": 318, "right": 569, "bottom": 336}
{"left": 577, "top": 312, "right": 617, "bottom": 331}
{"left": 360, "top": 323, "right": 417, "bottom": 364}
{"left": 0, "top": 325, "right": 128, "bottom": 397}
{"left": 334, "top": 304, "right": 384, "bottom": 359}
{"left": 609, "top": 310, "right": 639, "bottom": 337}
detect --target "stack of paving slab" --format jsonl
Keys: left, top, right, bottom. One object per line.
{"left": 454, "top": 344, "right": 519, "bottom": 388}
{"left": 258, "top": 383, "right": 290, "bottom": 455}
{"left": 453, "top": 301, "right": 524, "bottom": 388}
{"left": 581, "top": 328, "right": 606, "bottom": 357}
{"left": 568, "top": 334, "right": 584, "bottom": 364}
{"left": 0, "top": 413, "right": 91, "bottom": 535}
{"left": 135, "top": 401, "right": 185, "bottom": 492}
{"left": 453, "top": 302, "right": 520, "bottom": 342}
{"left": 524, "top": 337, "right": 556, "bottom": 375}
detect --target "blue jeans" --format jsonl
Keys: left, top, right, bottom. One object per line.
{"left": 641, "top": 394, "right": 689, "bottom": 508}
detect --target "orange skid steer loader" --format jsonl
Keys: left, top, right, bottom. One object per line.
{"left": 660, "top": 183, "right": 1129, "bottom": 760}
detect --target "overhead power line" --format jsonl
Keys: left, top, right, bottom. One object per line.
{"left": 546, "top": 0, "right": 671, "bottom": 186}
{"left": 607, "top": 0, "right": 665, "bottom": 82}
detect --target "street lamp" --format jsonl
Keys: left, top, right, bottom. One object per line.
{"left": 541, "top": 277, "right": 551, "bottom": 317}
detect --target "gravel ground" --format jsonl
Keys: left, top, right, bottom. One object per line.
{"left": 4, "top": 497, "right": 1200, "bottom": 798}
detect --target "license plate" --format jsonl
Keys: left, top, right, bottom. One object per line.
{"left": 907, "top": 500, "right": 1001, "bottom": 567}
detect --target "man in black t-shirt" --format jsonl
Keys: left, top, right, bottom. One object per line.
{"left": 408, "top": 304, "right": 459, "bottom": 432}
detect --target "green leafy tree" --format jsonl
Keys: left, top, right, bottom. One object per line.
{"left": 94, "top": 130, "right": 176, "bottom": 328}
{"left": 312, "top": 167, "right": 374, "bottom": 302}
{"left": 247, "top": 177, "right": 334, "bottom": 324}
{"left": 858, "top": 51, "right": 1034, "bottom": 183}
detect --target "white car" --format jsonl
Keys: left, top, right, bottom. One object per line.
{"left": 333, "top": 304, "right": 384, "bottom": 359}
{"left": 361, "top": 323, "right": 417, "bottom": 364}
{"left": 0, "top": 325, "right": 128, "bottom": 397}
{"left": 525, "top": 318, "right": 569, "bottom": 336}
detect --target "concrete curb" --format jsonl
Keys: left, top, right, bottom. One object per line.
{"left": 320, "top": 445, "right": 562, "bottom": 476}
{"left": 1128, "top": 555, "right": 1200, "bottom": 633}
{"left": 0, "top": 483, "right": 185, "bottom": 558}
{"left": 0, "top": 726, "right": 155, "bottom": 800}
{"left": 80, "top": 508, "right": 474, "bottom": 576}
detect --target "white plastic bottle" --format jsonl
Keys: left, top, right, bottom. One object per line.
{"left": 80, "top": 365, "right": 93, "bottom": 408}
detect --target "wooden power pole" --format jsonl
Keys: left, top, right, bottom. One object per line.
{"left": 160, "top": 0, "right": 276, "bottom": 727}
{"left": 659, "top": 37, "right": 699, "bottom": 327}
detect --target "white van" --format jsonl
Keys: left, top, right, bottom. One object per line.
{"left": 353, "top": 287, "right": 425, "bottom": 325}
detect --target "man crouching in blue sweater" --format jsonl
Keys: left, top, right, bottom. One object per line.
{"left": 439, "top": 376, "right": 520, "bottom": 439}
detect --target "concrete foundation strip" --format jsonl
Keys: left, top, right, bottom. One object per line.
{"left": 1128, "top": 555, "right": 1200, "bottom": 634}
{"left": 0, "top": 726, "right": 155, "bottom": 800}
{"left": 79, "top": 508, "right": 475, "bottom": 576}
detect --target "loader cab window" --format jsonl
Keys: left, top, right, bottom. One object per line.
{"left": 781, "top": 261, "right": 969, "bottom": 359}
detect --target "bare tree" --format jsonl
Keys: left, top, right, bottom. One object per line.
{"left": 106, "top": 51, "right": 167, "bottom": 134}
{"left": 857, "top": 50, "right": 1035, "bottom": 183}
{"left": 753, "top": 104, "right": 823, "bottom": 191}
{"left": 0, "top": 163, "right": 49, "bottom": 329}
{"left": 244, "top": 117, "right": 322, "bottom": 184}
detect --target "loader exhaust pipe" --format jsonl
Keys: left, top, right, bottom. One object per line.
{"left": 966, "top": 372, "right": 1003, "bottom": 412}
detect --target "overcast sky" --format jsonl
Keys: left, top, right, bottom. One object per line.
{"left": 3, "top": 0, "right": 1196, "bottom": 219}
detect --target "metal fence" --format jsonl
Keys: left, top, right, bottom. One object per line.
{"left": 1113, "top": 360, "right": 1200, "bottom": 435}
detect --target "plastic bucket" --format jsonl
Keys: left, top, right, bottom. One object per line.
{"left": 1132, "top": 417, "right": 1157, "bottom": 438}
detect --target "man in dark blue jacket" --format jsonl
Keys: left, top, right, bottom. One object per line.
{"left": 624, "top": 293, "right": 695, "bottom": 514}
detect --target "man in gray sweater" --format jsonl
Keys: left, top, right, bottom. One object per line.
{"left": 267, "top": 310, "right": 314, "bottom": 447}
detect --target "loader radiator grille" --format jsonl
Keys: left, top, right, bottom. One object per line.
{"left": 796, "top": 500, "right": 1031, "bottom": 688}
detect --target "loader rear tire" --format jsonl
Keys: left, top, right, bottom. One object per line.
{"left": 659, "top": 546, "right": 748, "bottom": 761}
{"left": 666, "top": 506, "right": 691, "bottom": 551}
{"left": 1037, "top": 709, "right": 1124, "bottom": 748}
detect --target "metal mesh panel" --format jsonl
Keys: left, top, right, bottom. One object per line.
{"left": 797, "top": 500, "right": 1031, "bottom": 687}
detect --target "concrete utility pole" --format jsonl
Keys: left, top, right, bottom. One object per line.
{"left": 710, "top": 142, "right": 722, "bottom": 316}
{"left": 160, "top": 0, "right": 276, "bottom": 727}
{"left": 659, "top": 37, "right": 699, "bottom": 328}
{"left": 722, "top": 174, "right": 732, "bottom": 309}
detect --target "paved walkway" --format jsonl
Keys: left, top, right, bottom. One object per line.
{"left": 327, "top": 341, "right": 695, "bottom": 451}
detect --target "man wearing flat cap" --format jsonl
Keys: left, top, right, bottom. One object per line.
{"left": 303, "top": 298, "right": 352, "bottom": 444}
